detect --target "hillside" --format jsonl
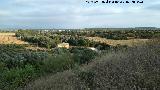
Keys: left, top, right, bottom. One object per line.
{"left": 22, "top": 44, "right": 160, "bottom": 90}
{"left": 0, "top": 30, "right": 159, "bottom": 90}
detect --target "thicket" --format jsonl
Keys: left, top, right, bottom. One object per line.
{"left": 0, "top": 44, "right": 98, "bottom": 90}
{"left": 16, "top": 30, "right": 113, "bottom": 49}
{"left": 52, "top": 29, "right": 160, "bottom": 40}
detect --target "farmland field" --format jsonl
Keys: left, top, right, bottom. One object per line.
{"left": 0, "top": 33, "right": 28, "bottom": 44}
{"left": 86, "top": 37, "right": 149, "bottom": 46}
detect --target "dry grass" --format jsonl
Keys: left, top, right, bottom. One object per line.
{"left": 79, "top": 44, "right": 160, "bottom": 90}
{"left": 0, "top": 33, "right": 15, "bottom": 36}
{"left": 21, "top": 71, "right": 87, "bottom": 90}
{"left": 86, "top": 37, "right": 149, "bottom": 46}
{"left": 0, "top": 33, "right": 28, "bottom": 44}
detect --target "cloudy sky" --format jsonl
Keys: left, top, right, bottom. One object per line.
{"left": 0, "top": 0, "right": 160, "bottom": 29}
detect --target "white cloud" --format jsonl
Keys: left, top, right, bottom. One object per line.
{"left": 0, "top": 10, "right": 10, "bottom": 16}
{"left": 0, "top": 0, "right": 160, "bottom": 28}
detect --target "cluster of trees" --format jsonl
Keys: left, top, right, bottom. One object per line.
{"left": 67, "top": 37, "right": 92, "bottom": 46}
{"left": 86, "top": 30, "right": 160, "bottom": 40}
{"left": 16, "top": 30, "right": 113, "bottom": 50}
{"left": 23, "top": 36, "right": 57, "bottom": 48}
{"left": 51, "top": 29, "right": 160, "bottom": 40}
{"left": 16, "top": 30, "right": 60, "bottom": 48}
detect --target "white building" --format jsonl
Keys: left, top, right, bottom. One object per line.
{"left": 57, "top": 43, "right": 69, "bottom": 49}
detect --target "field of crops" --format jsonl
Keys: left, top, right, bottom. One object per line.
{"left": 0, "top": 33, "right": 28, "bottom": 44}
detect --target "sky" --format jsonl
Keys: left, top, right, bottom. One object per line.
{"left": 0, "top": 0, "right": 160, "bottom": 29}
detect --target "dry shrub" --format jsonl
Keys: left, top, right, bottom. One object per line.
{"left": 147, "top": 38, "right": 160, "bottom": 45}
{"left": 83, "top": 45, "right": 160, "bottom": 90}
{"left": 21, "top": 71, "right": 87, "bottom": 90}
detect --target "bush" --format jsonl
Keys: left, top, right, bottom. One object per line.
{"left": 71, "top": 47, "right": 98, "bottom": 65}
{"left": 22, "top": 71, "right": 87, "bottom": 90}
{"left": 94, "top": 43, "right": 111, "bottom": 50}
{"left": 79, "top": 45, "right": 160, "bottom": 89}
{"left": 0, "top": 65, "right": 37, "bottom": 90}
{"left": 78, "top": 70, "right": 95, "bottom": 89}
{"left": 41, "top": 53, "right": 74, "bottom": 73}
{"left": 0, "top": 45, "right": 77, "bottom": 89}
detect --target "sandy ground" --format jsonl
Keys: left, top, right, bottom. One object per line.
{"left": 0, "top": 33, "right": 28, "bottom": 44}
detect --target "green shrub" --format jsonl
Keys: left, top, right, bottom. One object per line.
{"left": 41, "top": 53, "right": 74, "bottom": 73}
{"left": 0, "top": 65, "right": 37, "bottom": 90}
{"left": 71, "top": 48, "right": 98, "bottom": 65}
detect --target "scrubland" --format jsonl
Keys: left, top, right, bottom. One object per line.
{"left": 22, "top": 39, "right": 160, "bottom": 90}
{"left": 0, "top": 30, "right": 159, "bottom": 90}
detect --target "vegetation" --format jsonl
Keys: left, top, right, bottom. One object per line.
{"left": 78, "top": 45, "right": 160, "bottom": 90}
{"left": 0, "top": 29, "right": 159, "bottom": 90}
{"left": 22, "top": 44, "right": 160, "bottom": 90}
{"left": 0, "top": 44, "right": 98, "bottom": 89}
{"left": 70, "top": 47, "right": 98, "bottom": 65}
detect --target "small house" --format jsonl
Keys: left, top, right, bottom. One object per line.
{"left": 57, "top": 43, "right": 69, "bottom": 49}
